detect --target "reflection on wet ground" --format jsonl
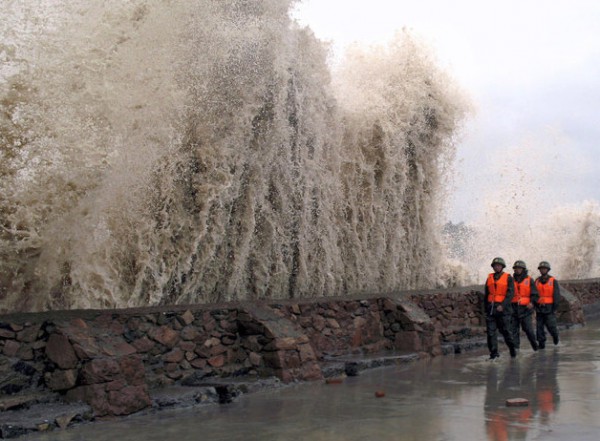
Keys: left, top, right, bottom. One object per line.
{"left": 27, "top": 322, "right": 600, "bottom": 441}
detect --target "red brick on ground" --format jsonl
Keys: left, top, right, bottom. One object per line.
{"left": 506, "top": 398, "right": 529, "bottom": 407}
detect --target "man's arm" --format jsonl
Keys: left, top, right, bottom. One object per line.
{"left": 553, "top": 280, "right": 561, "bottom": 312}
{"left": 483, "top": 281, "right": 489, "bottom": 313}
{"left": 529, "top": 276, "right": 539, "bottom": 305}
{"left": 501, "top": 274, "right": 514, "bottom": 308}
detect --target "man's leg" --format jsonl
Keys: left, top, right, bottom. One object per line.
{"left": 511, "top": 309, "right": 521, "bottom": 350}
{"left": 537, "top": 313, "right": 547, "bottom": 349}
{"left": 547, "top": 313, "right": 559, "bottom": 345}
{"left": 521, "top": 311, "right": 538, "bottom": 351}
{"left": 498, "top": 313, "right": 516, "bottom": 357}
{"left": 486, "top": 315, "right": 499, "bottom": 358}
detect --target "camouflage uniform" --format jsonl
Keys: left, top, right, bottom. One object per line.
{"left": 535, "top": 270, "right": 561, "bottom": 349}
{"left": 511, "top": 270, "right": 539, "bottom": 351}
{"left": 484, "top": 258, "right": 517, "bottom": 359}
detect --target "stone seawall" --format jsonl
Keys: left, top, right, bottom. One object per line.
{"left": 0, "top": 279, "right": 598, "bottom": 427}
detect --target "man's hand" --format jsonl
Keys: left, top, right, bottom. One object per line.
{"left": 496, "top": 305, "right": 503, "bottom": 312}
{"left": 527, "top": 303, "right": 533, "bottom": 310}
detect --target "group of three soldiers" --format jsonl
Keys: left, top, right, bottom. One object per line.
{"left": 484, "top": 257, "right": 560, "bottom": 359}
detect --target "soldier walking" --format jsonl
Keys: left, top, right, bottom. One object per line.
{"left": 535, "top": 261, "right": 561, "bottom": 349}
{"left": 484, "top": 257, "right": 517, "bottom": 359}
{"left": 510, "top": 260, "right": 539, "bottom": 352}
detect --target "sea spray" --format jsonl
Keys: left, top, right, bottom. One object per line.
{"left": 0, "top": 0, "right": 468, "bottom": 312}
{"left": 446, "top": 131, "right": 600, "bottom": 283}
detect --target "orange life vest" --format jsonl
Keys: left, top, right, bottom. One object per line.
{"left": 512, "top": 277, "right": 532, "bottom": 305}
{"left": 536, "top": 277, "right": 555, "bottom": 305}
{"left": 487, "top": 272, "right": 509, "bottom": 303}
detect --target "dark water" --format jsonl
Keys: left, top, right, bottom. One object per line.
{"left": 26, "top": 322, "right": 600, "bottom": 441}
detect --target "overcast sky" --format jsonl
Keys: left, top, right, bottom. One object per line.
{"left": 293, "top": 0, "right": 600, "bottom": 223}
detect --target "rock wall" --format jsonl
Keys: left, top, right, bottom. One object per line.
{"left": 0, "top": 279, "right": 596, "bottom": 418}
{"left": 562, "top": 279, "right": 600, "bottom": 307}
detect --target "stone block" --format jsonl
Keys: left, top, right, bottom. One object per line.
{"left": 221, "top": 334, "right": 236, "bottom": 345}
{"left": 194, "top": 345, "right": 211, "bottom": 358}
{"left": 8, "top": 323, "right": 23, "bottom": 332}
{"left": 285, "top": 352, "right": 301, "bottom": 369}
{"left": 70, "top": 318, "right": 88, "bottom": 329}
{"left": 46, "top": 334, "right": 79, "bottom": 369}
{"left": 108, "top": 385, "right": 151, "bottom": 416}
{"left": 0, "top": 329, "right": 16, "bottom": 339}
{"left": 272, "top": 368, "right": 294, "bottom": 383}
{"left": 394, "top": 331, "right": 421, "bottom": 352}
{"left": 16, "top": 325, "right": 40, "bottom": 344}
{"left": 209, "top": 344, "right": 227, "bottom": 356}
{"left": 203, "top": 317, "right": 217, "bottom": 332}
{"left": 163, "top": 348, "right": 185, "bottom": 363}
{"left": 16, "top": 345, "right": 33, "bottom": 360}
{"left": 144, "top": 314, "right": 158, "bottom": 324}
{"left": 126, "top": 317, "right": 143, "bottom": 331}
{"left": 66, "top": 384, "right": 110, "bottom": 416}
{"left": 190, "top": 358, "right": 207, "bottom": 369}
{"left": 297, "top": 317, "right": 313, "bottom": 327}
{"left": 156, "top": 313, "right": 170, "bottom": 326}
{"left": 326, "top": 318, "right": 341, "bottom": 329}
{"left": 32, "top": 340, "right": 46, "bottom": 350}
{"left": 106, "top": 379, "right": 127, "bottom": 391}
{"left": 46, "top": 369, "right": 78, "bottom": 391}
{"left": 119, "top": 356, "right": 145, "bottom": 386}
{"left": 167, "top": 370, "right": 183, "bottom": 380}
{"left": 3, "top": 340, "right": 20, "bottom": 357}
{"left": 263, "top": 337, "right": 298, "bottom": 351}
{"left": 81, "top": 358, "right": 121, "bottom": 384}
{"left": 203, "top": 337, "right": 221, "bottom": 347}
{"left": 312, "top": 316, "right": 326, "bottom": 331}
{"left": 390, "top": 322, "right": 401, "bottom": 332}
{"left": 132, "top": 337, "right": 155, "bottom": 353}
{"left": 179, "top": 341, "right": 196, "bottom": 352}
{"left": 262, "top": 352, "right": 284, "bottom": 369}
{"left": 180, "top": 310, "right": 195, "bottom": 326}
{"left": 231, "top": 348, "right": 248, "bottom": 363}
{"left": 381, "top": 298, "right": 398, "bottom": 312}
{"left": 148, "top": 326, "right": 179, "bottom": 348}
{"left": 236, "top": 318, "right": 264, "bottom": 335}
{"left": 298, "top": 344, "right": 316, "bottom": 363}
{"left": 165, "top": 363, "right": 178, "bottom": 373}
{"left": 220, "top": 319, "right": 237, "bottom": 332}
{"left": 55, "top": 413, "right": 77, "bottom": 430}
{"left": 180, "top": 326, "right": 200, "bottom": 341}
{"left": 249, "top": 352, "right": 262, "bottom": 367}
{"left": 207, "top": 355, "right": 225, "bottom": 368}
{"left": 100, "top": 339, "right": 137, "bottom": 357}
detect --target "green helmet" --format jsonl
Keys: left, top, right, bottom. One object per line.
{"left": 491, "top": 257, "right": 506, "bottom": 268}
{"left": 512, "top": 260, "right": 527, "bottom": 270}
{"left": 538, "top": 261, "right": 551, "bottom": 270}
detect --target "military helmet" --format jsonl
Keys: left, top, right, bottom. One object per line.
{"left": 491, "top": 257, "right": 506, "bottom": 268}
{"left": 538, "top": 261, "right": 551, "bottom": 270}
{"left": 512, "top": 260, "right": 527, "bottom": 270}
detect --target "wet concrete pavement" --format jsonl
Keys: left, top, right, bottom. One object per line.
{"left": 25, "top": 321, "right": 600, "bottom": 441}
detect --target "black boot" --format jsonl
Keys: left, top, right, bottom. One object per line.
{"left": 553, "top": 335, "right": 559, "bottom": 345}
